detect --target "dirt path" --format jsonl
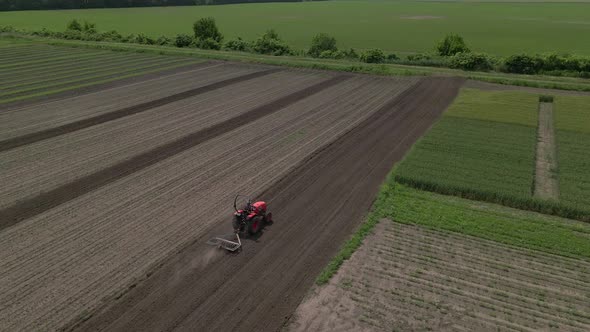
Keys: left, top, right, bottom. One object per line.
{"left": 290, "top": 220, "right": 590, "bottom": 331}
{"left": 75, "top": 77, "right": 463, "bottom": 332}
{"left": 534, "top": 102, "right": 560, "bottom": 200}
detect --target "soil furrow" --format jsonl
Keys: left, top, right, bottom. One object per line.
{"left": 0, "top": 68, "right": 279, "bottom": 152}
{"left": 0, "top": 58, "right": 194, "bottom": 100}
{"left": 0, "top": 55, "right": 172, "bottom": 91}
{"left": 0, "top": 71, "right": 324, "bottom": 211}
{"left": 292, "top": 221, "right": 590, "bottom": 332}
{"left": 0, "top": 53, "right": 153, "bottom": 82}
{"left": 387, "top": 221, "right": 590, "bottom": 270}
{"left": 379, "top": 236, "right": 590, "bottom": 289}
{"left": 364, "top": 257, "right": 590, "bottom": 326}
{"left": 360, "top": 266, "right": 588, "bottom": 330}
{"left": 0, "top": 74, "right": 348, "bottom": 230}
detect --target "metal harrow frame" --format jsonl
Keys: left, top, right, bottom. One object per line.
{"left": 206, "top": 233, "right": 242, "bottom": 252}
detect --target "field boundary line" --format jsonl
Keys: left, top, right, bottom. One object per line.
{"left": 0, "top": 74, "right": 349, "bottom": 231}
{"left": 0, "top": 68, "right": 280, "bottom": 152}
{"left": 533, "top": 101, "right": 560, "bottom": 200}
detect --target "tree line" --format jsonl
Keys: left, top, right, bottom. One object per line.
{"left": 2, "top": 17, "right": 589, "bottom": 78}
{"left": 0, "top": 0, "right": 303, "bottom": 11}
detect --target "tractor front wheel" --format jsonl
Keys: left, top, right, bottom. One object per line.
{"left": 248, "top": 216, "right": 263, "bottom": 235}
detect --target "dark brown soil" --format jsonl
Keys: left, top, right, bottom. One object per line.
{"left": 0, "top": 69, "right": 279, "bottom": 152}
{"left": 74, "top": 77, "right": 463, "bottom": 332}
{"left": 0, "top": 74, "right": 348, "bottom": 230}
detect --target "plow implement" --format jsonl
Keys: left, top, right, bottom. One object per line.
{"left": 207, "top": 233, "right": 242, "bottom": 252}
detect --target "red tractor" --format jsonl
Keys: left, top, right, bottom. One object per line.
{"left": 207, "top": 195, "right": 272, "bottom": 251}
{"left": 232, "top": 195, "right": 273, "bottom": 235}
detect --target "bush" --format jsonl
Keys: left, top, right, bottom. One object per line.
{"left": 133, "top": 33, "right": 155, "bottom": 45}
{"left": 436, "top": 33, "right": 469, "bottom": 56}
{"left": 193, "top": 17, "right": 223, "bottom": 43}
{"left": 450, "top": 52, "right": 495, "bottom": 71}
{"left": 225, "top": 37, "right": 250, "bottom": 52}
{"left": 175, "top": 33, "right": 193, "bottom": 48}
{"left": 81, "top": 32, "right": 104, "bottom": 41}
{"left": 360, "top": 48, "right": 385, "bottom": 63}
{"left": 253, "top": 29, "right": 292, "bottom": 56}
{"left": 194, "top": 37, "right": 221, "bottom": 50}
{"left": 63, "top": 29, "right": 82, "bottom": 40}
{"left": 0, "top": 25, "right": 16, "bottom": 33}
{"left": 155, "top": 35, "right": 172, "bottom": 46}
{"left": 503, "top": 54, "right": 544, "bottom": 74}
{"left": 308, "top": 33, "right": 337, "bottom": 58}
{"left": 82, "top": 21, "right": 97, "bottom": 34}
{"left": 66, "top": 19, "right": 82, "bottom": 31}
{"left": 101, "top": 30, "right": 123, "bottom": 42}
{"left": 340, "top": 48, "right": 358, "bottom": 59}
{"left": 407, "top": 53, "right": 432, "bottom": 61}
{"left": 386, "top": 53, "right": 399, "bottom": 62}
{"left": 32, "top": 28, "right": 53, "bottom": 37}
{"left": 309, "top": 50, "right": 346, "bottom": 59}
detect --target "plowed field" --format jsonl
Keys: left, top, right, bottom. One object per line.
{"left": 0, "top": 57, "right": 462, "bottom": 331}
{"left": 291, "top": 220, "right": 590, "bottom": 331}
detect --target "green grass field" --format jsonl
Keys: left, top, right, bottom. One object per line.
{"left": 1, "top": 1, "right": 590, "bottom": 55}
{"left": 554, "top": 95, "right": 590, "bottom": 211}
{"left": 394, "top": 89, "right": 538, "bottom": 202}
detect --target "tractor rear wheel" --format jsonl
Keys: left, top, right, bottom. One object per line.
{"left": 248, "top": 216, "right": 263, "bottom": 235}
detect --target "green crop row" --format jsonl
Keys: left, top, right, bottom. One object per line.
{"left": 554, "top": 96, "right": 590, "bottom": 213}
{"left": 394, "top": 89, "right": 589, "bottom": 221}
{"left": 395, "top": 118, "right": 537, "bottom": 199}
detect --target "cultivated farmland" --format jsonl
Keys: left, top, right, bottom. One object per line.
{"left": 554, "top": 95, "right": 590, "bottom": 213}
{"left": 0, "top": 44, "right": 200, "bottom": 104}
{"left": 291, "top": 219, "right": 590, "bottom": 331}
{"left": 395, "top": 88, "right": 590, "bottom": 221}
{"left": 395, "top": 89, "right": 539, "bottom": 206}
{"left": 0, "top": 43, "right": 463, "bottom": 331}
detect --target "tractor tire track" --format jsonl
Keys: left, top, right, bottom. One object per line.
{"left": 0, "top": 74, "right": 349, "bottom": 231}
{"left": 75, "top": 77, "right": 463, "bottom": 332}
{"left": 0, "top": 69, "right": 279, "bottom": 152}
